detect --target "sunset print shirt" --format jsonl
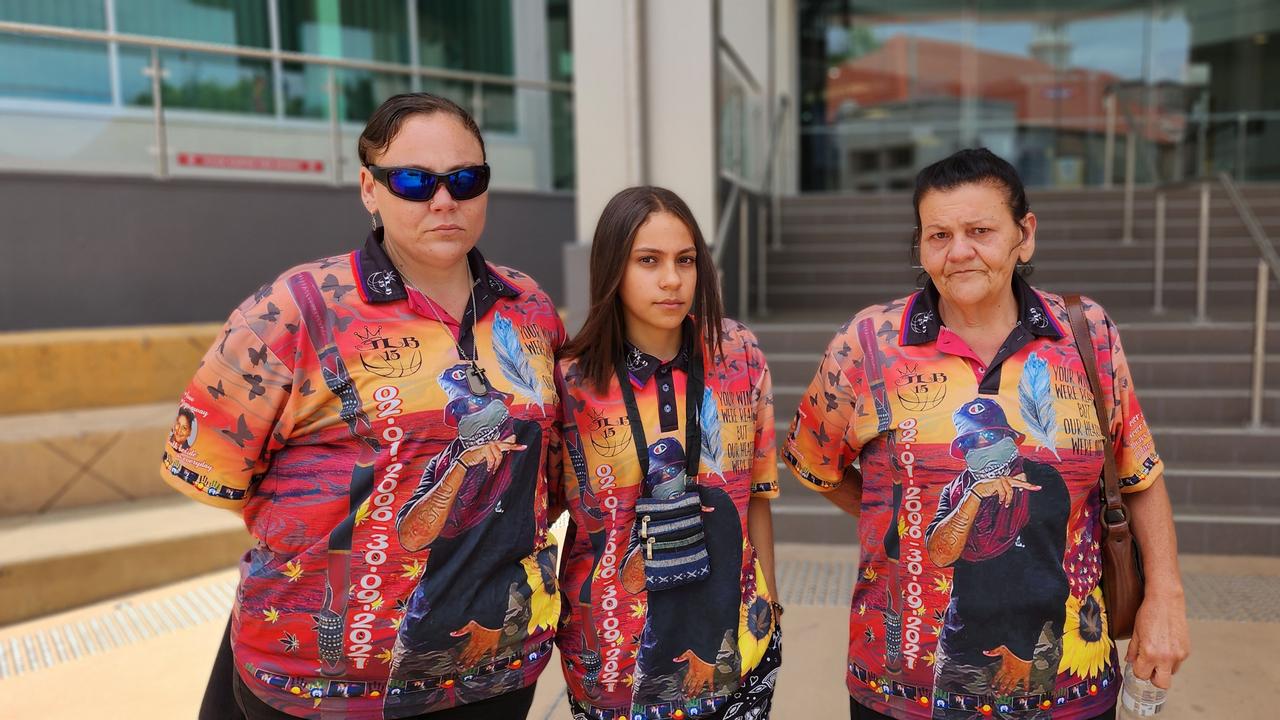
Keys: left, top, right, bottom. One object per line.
{"left": 160, "top": 231, "right": 564, "bottom": 718}
{"left": 784, "top": 276, "right": 1161, "bottom": 720}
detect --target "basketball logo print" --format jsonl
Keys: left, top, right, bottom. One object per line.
{"left": 356, "top": 325, "right": 423, "bottom": 378}
{"left": 588, "top": 408, "right": 632, "bottom": 458}
{"left": 895, "top": 364, "right": 948, "bottom": 412}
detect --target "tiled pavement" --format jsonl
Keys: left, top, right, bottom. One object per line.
{"left": 2, "top": 545, "right": 1277, "bottom": 719}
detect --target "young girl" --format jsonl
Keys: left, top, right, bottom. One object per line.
{"left": 554, "top": 186, "right": 782, "bottom": 720}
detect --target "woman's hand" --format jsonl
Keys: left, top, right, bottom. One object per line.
{"left": 1126, "top": 590, "right": 1190, "bottom": 689}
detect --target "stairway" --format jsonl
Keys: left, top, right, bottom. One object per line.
{"left": 758, "top": 185, "right": 1280, "bottom": 555}
{"left": 0, "top": 325, "right": 250, "bottom": 625}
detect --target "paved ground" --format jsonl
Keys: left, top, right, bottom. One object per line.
{"left": 2, "top": 545, "right": 1277, "bottom": 719}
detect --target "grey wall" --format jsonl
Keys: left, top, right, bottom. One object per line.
{"left": 1, "top": 173, "right": 573, "bottom": 330}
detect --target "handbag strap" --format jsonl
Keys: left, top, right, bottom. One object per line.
{"left": 614, "top": 329, "right": 705, "bottom": 498}
{"left": 1064, "top": 295, "right": 1131, "bottom": 540}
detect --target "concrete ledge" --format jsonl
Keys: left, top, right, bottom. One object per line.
{"left": 0, "top": 497, "right": 249, "bottom": 625}
{"left": 0, "top": 403, "right": 176, "bottom": 518}
{"left": 0, "top": 323, "right": 219, "bottom": 415}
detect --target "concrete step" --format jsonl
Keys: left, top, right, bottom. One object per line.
{"left": 767, "top": 259, "right": 1268, "bottom": 286}
{"left": 764, "top": 284, "right": 1280, "bottom": 318}
{"left": 767, "top": 237, "right": 1273, "bottom": 260}
{"left": 0, "top": 496, "right": 250, "bottom": 624}
{"left": 0, "top": 324, "right": 217, "bottom": 416}
{"left": 0, "top": 403, "right": 174, "bottom": 518}
{"left": 1163, "top": 463, "right": 1280, "bottom": 510}
{"left": 1172, "top": 506, "right": 1280, "bottom": 556}
{"left": 1125, "top": 354, "right": 1280, "bottom": 388}
{"left": 779, "top": 215, "right": 1280, "bottom": 237}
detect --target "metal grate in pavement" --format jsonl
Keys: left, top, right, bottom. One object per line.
{"left": 776, "top": 556, "right": 1280, "bottom": 625}
{"left": 1182, "top": 574, "right": 1280, "bottom": 623}
{"left": 777, "top": 559, "right": 859, "bottom": 609}
{"left": 0, "top": 576, "right": 236, "bottom": 679}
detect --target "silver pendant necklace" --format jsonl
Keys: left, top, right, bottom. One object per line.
{"left": 394, "top": 251, "right": 491, "bottom": 397}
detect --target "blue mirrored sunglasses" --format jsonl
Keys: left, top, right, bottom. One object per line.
{"left": 365, "top": 163, "right": 490, "bottom": 202}
{"left": 954, "top": 428, "right": 1012, "bottom": 453}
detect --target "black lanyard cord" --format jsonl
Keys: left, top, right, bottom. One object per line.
{"left": 614, "top": 339, "right": 706, "bottom": 496}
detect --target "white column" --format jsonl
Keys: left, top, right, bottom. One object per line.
{"left": 567, "top": 0, "right": 719, "bottom": 329}
{"left": 643, "top": 0, "right": 717, "bottom": 237}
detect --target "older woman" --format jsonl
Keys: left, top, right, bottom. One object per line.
{"left": 783, "top": 149, "right": 1188, "bottom": 720}
{"left": 166, "top": 93, "right": 564, "bottom": 719}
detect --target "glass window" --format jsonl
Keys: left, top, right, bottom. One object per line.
{"left": 119, "top": 48, "right": 275, "bottom": 115}
{"left": 115, "top": 0, "right": 273, "bottom": 114}
{"left": 277, "top": 0, "right": 408, "bottom": 61}
{"left": 278, "top": 1, "right": 410, "bottom": 122}
{"left": 417, "top": 0, "right": 515, "bottom": 132}
{"left": 546, "top": 0, "right": 573, "bottom": 83}
{"left": 0, "top": 0, "right": 109, "bottom": 102}
{"left": 115, "top": 0, "right": 270, "bottom": 47}
{"left": 795, "top": 1, "right": 1279, "bottom": 189}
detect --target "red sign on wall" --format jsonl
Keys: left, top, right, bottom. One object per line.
{"left": 176, "top": 152, "right": 326, "bottom": 173}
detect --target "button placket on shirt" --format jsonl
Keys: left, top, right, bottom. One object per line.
{"left": 656, "top": 364, "right": 680, "bottom": 432}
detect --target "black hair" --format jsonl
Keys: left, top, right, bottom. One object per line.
{"left": 358, "top": 92, "right": 486, "bottom": 166}
{"left": 909, "top": 148, "right": 1034, "bottom": 281}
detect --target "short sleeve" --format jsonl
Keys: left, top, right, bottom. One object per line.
{"left": 546, "top": 364, "right": 570, "bottom": 522}
{"left": 159, "top": 307, "right": 294, "bottom": 510}
{"left": 747, "top": 335, "right": 779, "bottom": 499}
{"left": 782, "top": 323, "right": 878, "bottom": 492}
{"left": 1100, "top": 311, "right": 1163, "bottom": 493}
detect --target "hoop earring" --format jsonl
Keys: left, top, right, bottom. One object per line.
{"left": 370, "top": 212, "right": 379, "bottom": 231}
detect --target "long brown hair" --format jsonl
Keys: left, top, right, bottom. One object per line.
{"left": 563, "top": 186, "right": 724, "bottom": 393}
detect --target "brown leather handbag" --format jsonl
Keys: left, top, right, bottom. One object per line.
{"left": 1065, "top": 295, "right": 1145, "bottom": 640}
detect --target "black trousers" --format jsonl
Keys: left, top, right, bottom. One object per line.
{"left": 233, "top": 673, "right": 536, "bottom": 720}
{"left": 851, "top": 697, "right": 1116, "bottom": 720}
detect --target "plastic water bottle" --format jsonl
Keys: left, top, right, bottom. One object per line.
{"left": 1119, "top": 664, "right": 1167, "bottom": 717}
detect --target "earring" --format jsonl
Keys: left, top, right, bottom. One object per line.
{"left": 370, "top": 212, "right": 378, "bottom": 231}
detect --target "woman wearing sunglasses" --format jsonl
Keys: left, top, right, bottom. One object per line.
{"left": 554, "top": 186, "right": 783, "bottom": 720}
{"left": 170, "top": 93, "right": 565, "bottom": 719}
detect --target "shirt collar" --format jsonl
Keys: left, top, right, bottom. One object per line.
{"left": 622, "top": 317, "right": 695, "bottom": 386}
{"left": 353, "top": 228, "right": 520, "bottom": 305}
{"left": 898, "top": 273, "right": 1065, "bottom": 346}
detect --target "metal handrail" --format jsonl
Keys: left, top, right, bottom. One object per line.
{"left": 1218, "top": 173, "right": 1280, "bottom": 283}
{"left": 1148, "top": 173, "right": 1275, "bottom": 426}
{"left": 713, "top": 96, "right": 788, "bottom": 320}
{"left": 1216, "top": 172, "right": 1277, "bottom": 429}
{"left": 0, "top": 20, "right": 572, "bottom": 92}
{"left": 1150, "top": 179, "right": 1211, "bottom": 320}
{"left": 0, "top": 19, "right": 571, "bottom": 185}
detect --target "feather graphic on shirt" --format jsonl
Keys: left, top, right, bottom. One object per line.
{"left": 699, "top": 385, "right": 724, "bottom": 477}
{"left": 1018, "top": 351, "right": 1061, "bottom": 460}
{"left": 492, "top": 312, "right": 546, "bottom": 414}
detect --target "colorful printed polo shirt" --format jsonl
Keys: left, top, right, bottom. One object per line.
{"left": 783, "top": 276, "right": 1162, "bottom": 720}
{"left": 159, "top": 231, "right": 565, "bottom": 719}
{"left": 555, "top": 320, "right": 781, "bottom": 720}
